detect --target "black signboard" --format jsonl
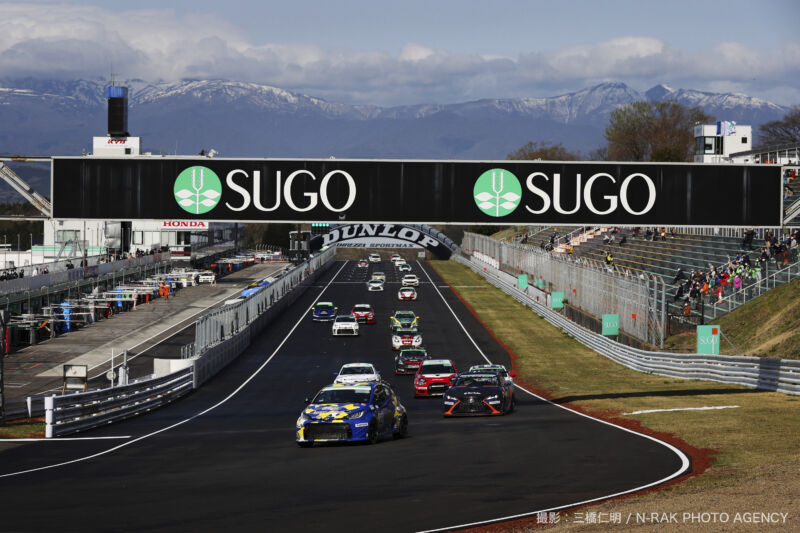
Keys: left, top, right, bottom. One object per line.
{"left": 52, "top": 158, "right": 782, "bottom": 226}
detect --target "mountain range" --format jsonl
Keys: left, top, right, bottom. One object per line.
{"left": 0, "top": 77, "right": 790, "bottom": 201}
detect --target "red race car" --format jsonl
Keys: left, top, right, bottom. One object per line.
{"left": 356, "top": 259, "right": 369, "bottom": 268}
{"left": 414, "top": 359, "right": 458, "bottom": 397}
{"left": 351, "top": 303, "right": 375, "bottom": 324}
{"left": 397, "top": 287, "right": 417, "bottom": 301}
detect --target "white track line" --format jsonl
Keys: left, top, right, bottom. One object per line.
{"left": 0, "top": 436, "right": 130, "bottom": 442}
{"left": 0, "top": 261, "right": 349, "bottom": 478}
{"left": 416, "top": 260, "right": 691, "bottom": 533}
{"left": 623, "top": 405, "right": 739, "bottom": 415}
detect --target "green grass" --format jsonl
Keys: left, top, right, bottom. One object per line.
{"left": 430, "top": 260, "right": 800, "bottom": 495}
{"left": 664, "top": 276, "right": 800, "bottom": 358}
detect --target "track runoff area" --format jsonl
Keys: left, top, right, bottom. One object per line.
{"left": 0, "top": 259, "right": 688, "bottom": 532}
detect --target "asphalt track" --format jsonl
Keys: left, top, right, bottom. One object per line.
{"left": 0, "top": 260, "right": 689, "bottom": 533}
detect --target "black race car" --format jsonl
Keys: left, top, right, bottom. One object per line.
{"left": 442, "top": 372, "right": 515, "bottom": 416}
{"left": 394, "top": 347, "right": 430, "bottom": 375}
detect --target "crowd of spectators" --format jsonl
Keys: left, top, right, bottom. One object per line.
{"left": 0, "top": 247, "right": 163, "bottom": 283}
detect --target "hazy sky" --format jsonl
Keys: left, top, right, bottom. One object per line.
{"left": 3, "top": 0, "right": 799, "bottom": 106}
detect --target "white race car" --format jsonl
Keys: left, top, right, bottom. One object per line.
{"left": 334, "top": 363, "right": 381, "bottom": 384}
{"left": 369, "top": 253, "right": 381, "bottom": 263}
{"left": 332, "top": 315, "right": 359, "bottom": 336}
{"left": 401, "top": 274, "right": 419, "bottom": 287}
{"left": 468, "top": 364, "right": 517, "bottom": 384}
{"left": 367, "top": 279, "right": 385, "bottom": 291}
{"left": 371, "top": 272, "right": 386, "bottom": 282}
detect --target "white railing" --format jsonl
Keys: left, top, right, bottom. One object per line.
{"left": 455, "top": 255, "right": 800, "bottom": 396}
{"left": 709, "top": 260, "right": 800, "bottom": 318}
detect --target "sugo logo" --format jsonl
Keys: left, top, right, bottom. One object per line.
{"left": 174, "top": 166, "right": 222, "bottom": 215}
{"left": 473, "top": 169, "right": 522, "bottom": 217}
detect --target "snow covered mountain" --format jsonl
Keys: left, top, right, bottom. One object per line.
{"left": 0, "top": 78, "right": 790, "bottom": 161}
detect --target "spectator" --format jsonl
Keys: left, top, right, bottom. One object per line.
{"left": 619, "top": 234, "right": 627, "bottom": 246}
{"left": 672, "top": 268, "right": 687, "bottom": 284}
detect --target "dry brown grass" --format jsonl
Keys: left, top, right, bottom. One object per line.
{"left": 431, "top": 261, "right": 800, "bottom": 532}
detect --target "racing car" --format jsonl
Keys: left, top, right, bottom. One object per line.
{"left": 334, "top": 363, "right": 380, "bottom": 384}
{"left": 401, "top": 274, "right": 419, "bottom": 287}
{"left": 394, "top": 347, "right": 430, "bottom": 375}
{"left": 398, "top": 263, "right": 412, "bottom": 272}
{"left": 351, "top": 303, "right": 376, "bottom": 324}
{"left": 356, "top": 259, "right": 369, "bottom": 268}
{"left": 391, "top": 325, "right": 422, "bottom": 350}
{"left": 311, "top": 301, "right": 337, "bottom": 321}
{"left": 414, "top": 359, "right": 458, "bottom": 397}
{"left": 367, "top": 279, "right": 384, "bottom": 291}
{"left": 468, "top": 364, "right": 517, "bottom": 384}
{"left": 442, "top": 372, "right": 515, "bottom": 416}
{"left": 397, "top": 287, "right": 417, "bottom": 301}
{"left": 390, "top": 253, "right": 402, "bottom": 262}
{"left": 389, "top": 310, "right": 419, "bottom": 329}
{"left": 296, "top": 382, "right": 408, "bottom": 446}
{"left": 368, "top": 253, "right": 381, "bottom": 263}
{"left": 332, "top": 315, "right": 359, "bottom": 336}
{"left": 371, "top": 272, "right": 386, "bottom": 282}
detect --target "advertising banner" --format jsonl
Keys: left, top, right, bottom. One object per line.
{"left": 697, "top": 325, "right": 721, "bottom": 355}
{"left": 551, "top": 291, "right": 564, "bottom": 309}
{"left": 52, "top": 158, "right": 781, "bottom": 226}
{"left": 602, "top": 313, "right": 620, "bottom": 336}
{"left": 517, "top": 274, "right": 528, "bottom": 289}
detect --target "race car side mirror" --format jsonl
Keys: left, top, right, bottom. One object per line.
{"left": 304, "top": 397, "right": 310, "bottom": 404}
{"left": 332, "top": 372, "right": 338, "bottom": 376}
{"left": 510, "top": 373, "right": 517, "bottom": 377}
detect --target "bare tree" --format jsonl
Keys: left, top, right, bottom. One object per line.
{"left": 758, "top": 106, "right": 800, "bottom": 147}
{"left": 507, "top": 141, "right": 579, "bottom": 161}
{"left": 605, "top": 100, "right": 710, "bottom": 162}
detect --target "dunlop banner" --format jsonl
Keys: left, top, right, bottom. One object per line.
{"left": 52, "top": 158, "right": 782, "bottom": 226}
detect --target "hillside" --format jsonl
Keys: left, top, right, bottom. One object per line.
{"left": 664, "top": 277, "right": 800, "bottom": 359}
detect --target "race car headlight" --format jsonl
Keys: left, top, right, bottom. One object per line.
{"left": 297, "top": 412, "right": 311, "bottom": 424}
{"left": 414, "top": 335, "right": 422, "bottom": 343}
{"left": 443, "top": 394, "right": 457, "bottom": 402}
{"left": 346, "top": 410, "right": 365, "bottom": 420}
{"left": 416, "top": 377, "right": 426, "bottom": 385}
{"left": 392, "top": 335, "right": 400, "bottom": 343}
{"left": 484, "top": 395, "right": 499, "bottom": 401}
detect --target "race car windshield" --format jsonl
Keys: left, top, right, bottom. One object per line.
{"left": 315, "top": 304, "right": 333, "bottom": 310}
{"left": 313, "top": 389, "right": 371, "bottom": 404}
{"left": 336, "top": 316, "right": 356, "bottom": 323}
{"left": 401, "top": 350, "right": 425, "bottom": 359}
{"left": 421, "top": 364, "right": 454, "bottom": 374}
{"left": 340, "top": 367, "right": 374, "bottom": 375}
{"left": 396, "top": 312, "right": 415, "bottom": 318}
{"left": 354, "top": 305, "right": 371, "bottom": 311}
{"left": 454, "top": 375, "right": 497, "bottom": 386}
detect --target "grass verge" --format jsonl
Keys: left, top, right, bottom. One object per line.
{"left": 430, "top": 260, "right": 799, "bottom": 532}
{"left": 0, "top": 418, "right": 45, "bottom": 438}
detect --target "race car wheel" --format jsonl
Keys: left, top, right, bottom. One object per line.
{"left": 297, "top": 441, "right": 313, "bottom": 448}
{"left": 367, "top": 422, "right": 379, "bottom": 445}
{"left": 393, "top": 415, "right": 408, "bottom": 439}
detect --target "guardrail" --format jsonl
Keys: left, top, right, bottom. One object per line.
{"left": 454, "top": 254, "right": 800, "bottom": 396}
{"left": 44, "top": 368, "right": 193, "bottom": 437}
{"left": 41, "top": 249, "right": 337, "bottom": 436}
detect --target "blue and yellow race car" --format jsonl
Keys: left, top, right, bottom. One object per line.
{"left": 296, "top": 381, "right": 408, "bottom": 447}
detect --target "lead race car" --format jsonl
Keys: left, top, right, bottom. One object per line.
{"left": 442, "top": 372, "right": 515, "bottom": 416}
{"left": 296, "top": 382, "right": 408, "bottom": 446}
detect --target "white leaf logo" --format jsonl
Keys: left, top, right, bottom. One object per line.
{"left": 501, "top": 192, "right": 520, "bottom": 202}
{"left": 176, "top": 190, "right": 193, "bottom": 199}
{"left": 474, "top": 192, "right": 494, "bottom": 202}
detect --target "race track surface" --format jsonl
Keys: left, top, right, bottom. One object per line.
{"left": 0, "top": 260, "right": 688, "bottom": 532}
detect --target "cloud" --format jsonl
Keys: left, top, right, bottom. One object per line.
{"left": 0, "top": 3, "right": 797, "bottom": 106}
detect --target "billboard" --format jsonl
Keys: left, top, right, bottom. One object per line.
{"left": 52, "top": 158, "right": 782, "bottom": 226}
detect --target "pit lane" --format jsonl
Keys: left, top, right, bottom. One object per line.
{"left": 0, "top": 260, "right": 688, "bottom": 532}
